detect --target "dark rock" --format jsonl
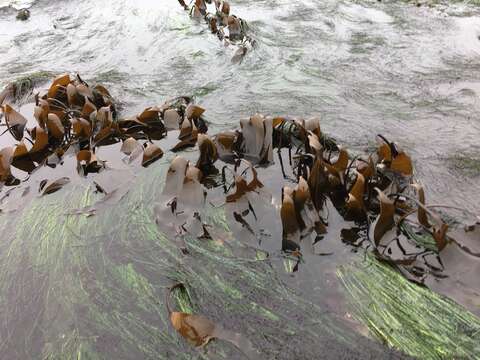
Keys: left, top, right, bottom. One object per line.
{"left": 16, "top": 8, "right": 30, "bottom": 21}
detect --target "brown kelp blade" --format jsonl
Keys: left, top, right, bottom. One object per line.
{"left": 178, "top": 0, "right": 189, "bottom": 10}
{"left": 163, "top": 156, "right": 189, "bottom": 196}
{"left": 226, "top": 175, "right": 249, "bottom": 203}
{"left": 332, "top": 147, "right": 349, "bottom": 175}
{"left": 433, "top": 222, "right": 449, "bottom": 251}
{"left": 391, "top": 152, "right": 413, "bottom": 176}
{"left": 411, "top": 183, "right": 431, "bottom": 228}
{"left": 292, "top": 176, "right": 323, "bottom": 236}
{"left": 46, "top": 113, "right": 65, "bottom": 141}
{"left": 214, "top": 131, "right": 237, "bottom": 159}
{"left": 239, "top": 114, "right": 273, "bottom": 163}
{"left": 170, "top": 311, "right": 257, "bottom": 358}
{"left": 170, "top": 312, "right": 215, "bottom": 347}
{"left": 0, "top": 147, "right": 14, "bottom": 182}
{"left": 34, "top": 99, "right": 49, "bottom": 128}
{"left": 281, "top": 187, "right": 301, "bottom": 249}
{"left": 346, "top": 171, "right": 365, "bottom": 212}
{"left": 47, "top": 74, "right": 71, "bottom": 99}
{"left": 164, "top": 108, "right": 182, "bottom": 130}
{"left": 185, "top": 103, "right": 205, "bottom": 120}
{"left": 77, "top": 150, "right": 103, "bottom": 175}
{"left": 142, "top": 144, "right": 164, "bottom": 167}
{"left": 371, "top": 188, "right": 396, "bottom": 246}
{"left": 39, "top": 177, "right": 70, "bottom": 195}
{"left": 2, "top": 104, "right": 27, "bottom": 141}
{"left": 29, "top": 126, "right": 49, "bottom": 154}
{"left": 196, "top": 133, "right": 218, "bottom": 169}
{"left": 71, "top": 117, "right": 92, "bottom": 139}
{"left": 226, "top": 162, "right": 263, "bottom": 202}
{"left": 120, "top": 137, "right": 140, "bottom": 156}
{"left": 13, "top": 142, "right": 28, "bottom": 159}
{"left": 308, "top": 157, "right": 328, "bottom": 211}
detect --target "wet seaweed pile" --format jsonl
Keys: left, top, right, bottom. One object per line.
{"left": 0, "top": 73, "right": 479, "bottom": 359}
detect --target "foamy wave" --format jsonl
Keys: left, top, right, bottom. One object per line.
{"left": 0, "top": 0, "right": 35, "bottom": 10}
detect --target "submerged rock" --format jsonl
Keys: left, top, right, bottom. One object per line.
{"left": 16, "top": 8, "right": 30, "bottom": 21}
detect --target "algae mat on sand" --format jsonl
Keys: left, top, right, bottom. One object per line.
{"left": 339, "top": 255, "right": 480, "bottom": 359}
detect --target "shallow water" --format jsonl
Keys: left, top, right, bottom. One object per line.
{"left": 0, "top": 0, "right": 480, "bottom": 357}
{"left": 1, "top": 0, "right": 479, "bottom": 211}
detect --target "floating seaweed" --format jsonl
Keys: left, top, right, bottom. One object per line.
{"left": 177, "top": 0, "right": 255, "bottom": 63}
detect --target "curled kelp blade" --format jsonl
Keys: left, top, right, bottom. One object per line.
{"left": 29, "top": 126, "right": 49, "bottom": 154}
{"left": 262, "top": 116, "right": 274, "bottom": 163}
{"left": 142, "top": 143, "right": 164, "bottom": 167}
{"left": 39, "top": 177, "right": 70, "bottom": 195}
{"left": 304, "top": 116, "right": 321, "bottom": 138}
{"left": 47, "top": 74, "right": 71, "bottom": 99}
{"left": 346, "top": 171, "right": 366, "bottom": 214}
{"left": 2, "top": 104, "right": 27, "bottom": 141}
{"left": 226, "top": 175, "right": 248, "bottom": 203}
{"left": 391, "top": 152, "right": 413, "bottom": 176}
{"left": 76, "top": 150, "right": 103, "bottom": 175}
{"left": 331, "top": 147, "right": 349, "bottom": 177}
{"left": 293, "top": 176, "right": 325, "bottom": 238}
{"left": 196, "top": 133, "right": 218, "bottom": 170}
{"left": 0, "top": 147, "right": 14, "bottom": 182}
{"left": 167, "top": 284, "right": 258, "bottom": 358}
{"left": 307, "top": 157, "right": 328, "bottom": 211}
{"left": 82, "top": 97, "right": 97, "bottom": 119}
{"left": 34, "top": 98, "right": 49, "bottom": 128}
{"left": 164, "top": 108, "right": 182, "bottom": 130}
{"left": 178, "top": 165, "right": 205, "bottom": 206}
{"left": 13, "top": 142, "right": 28, "bottom": 159}
{"left": 185, "top": 103, "right": 205, "bottom": 121}
{"left": 370, "top": 188, "right": 396, "bottom": 246}
{"left": 231, "top": 45, "right": 248, "bottom": 64}
{"left": 239, "top": 114, "right": 273, "bottom": 163}
{"left": 70, "top": 117, "right": 92, "bottom": 139}
{"left": 66, "top": 83, "right": 81, "bottom": 107}
{"left": 170, "top": 312, "right": 215, "bottom": 347}
{"left": 163, "top": 156, "right": 189, "bottom": 196}
{"left": 281, "top": 186, "right": 301, "bottom": 250}
{"left": 46, "top": 113, "right": 65, "bottom": 141}
{"left": 95, "top": 106, "right": 114, "bottom": 129}
{"left": 170, "top": 312, "right": 258, "bottom": 358}
{"left": 225, "top": 161, "right": 264, "bottom": 203}
{"left": 357, "top": 156, "right": 375, "bottom": 179}
{"left": 119, "top": 137, "right": 138, "bottom": 155}
{"left": 376, "top": 135, "right": 413, "bottom": 176}
{"left": 172, "top": 119, "right": 198, "bottom": 151}
{"left": 214, "top": 131, "right": 238, "bottom": 159}
{"left": 308, "top": 133, "right": 323, "bottom": 158}
{"left": 411, "top": 183, "right": 431, "bottom": 228}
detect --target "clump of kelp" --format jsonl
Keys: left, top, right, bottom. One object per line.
{"left": 184, "top": 111, "right": 479, "bottom": 288}
{"left": 0, "top": 74, "right": 479, "bottom": 358}
{"left": 177, "top": 0, "right": 255, "bottom": 64}
{"left": 0, "top": 73, "right": 208, "bottom": 188}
